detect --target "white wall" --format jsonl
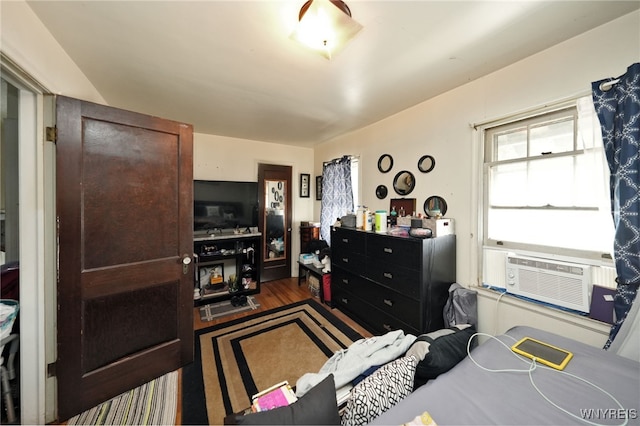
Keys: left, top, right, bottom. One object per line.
{"left": 314, "top": 11, "right": 640, "bottom": 345}
{"left": 193, "top": 133, "right": 315, "bottom": 270}
{"left": 1, "top": 1, "right": 105, "bottom": 103}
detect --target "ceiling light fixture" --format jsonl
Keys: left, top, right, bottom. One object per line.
{"left": 290, "top": 0, "right": 363, "bottom": 60}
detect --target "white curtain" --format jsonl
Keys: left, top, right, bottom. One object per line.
{"left": 577, "top": 96, "right": 615, "bottom": 258}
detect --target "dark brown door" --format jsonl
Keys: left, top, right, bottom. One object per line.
{"left": 258, "top": 164, "right": 292, "bottom": 281}
{"left": 55, "top": 96, "right": 194, "bottom": 421}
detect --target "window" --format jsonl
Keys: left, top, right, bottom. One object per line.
{"left": 350, "top": 156, "right": 359, "bottom": 206}
{"left": 482, "top": 100, "right": 613, "bottom": 261}
{"left": 320, "top": 156, "right": 358, "bottom": 244}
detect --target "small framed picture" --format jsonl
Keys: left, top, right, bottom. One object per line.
{"left": 316, "top": 176, "right": 323, "bottom": 200}
{"left": 199, "top": 263, "right": 224, "bottom": 287}
{"left": 300, "top": 173, "right": 310, "bottom": 198}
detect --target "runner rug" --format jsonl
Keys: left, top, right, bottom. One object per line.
{"left": 67, "top": 371, "right": 177, "bottom": 425}
{"left": 199, "top": 296, "right": 260, "bottom": 322}
{"left": 181, "top": 299, "right": 363, "bottom": 425}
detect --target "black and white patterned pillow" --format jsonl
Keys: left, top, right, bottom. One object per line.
{"left": 341, "top": 356, "right": 417, "bottom": 426}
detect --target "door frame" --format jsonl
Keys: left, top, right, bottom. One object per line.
{"left": 1, "top": 55, "right": 53, "bottom": 425}
{"left": 258, "top": 163, "right": 293, "bottom": 281}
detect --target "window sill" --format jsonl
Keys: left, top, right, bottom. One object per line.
{"left": 475, "top": 285, "right": 612, "bottom": 337}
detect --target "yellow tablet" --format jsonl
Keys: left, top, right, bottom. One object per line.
{"left": 511, "top": 337, "right": 573, "bottom": 370}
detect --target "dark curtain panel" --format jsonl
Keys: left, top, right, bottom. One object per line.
{"left": 592, "top": 62, "right": 640, "bottom": 348}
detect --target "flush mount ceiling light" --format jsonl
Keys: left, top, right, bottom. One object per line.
{"left": 290, "top": 0, "right": 363, "bottom": 59}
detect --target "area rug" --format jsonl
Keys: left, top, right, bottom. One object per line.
{"left": 199, "top": 296, "right": 260, "bottom": 322}
{"left": 67, "top": 371, "right": 177, "bottom": 425}
{"left": 182, "top": 299, "right": 363, "bottom": 425}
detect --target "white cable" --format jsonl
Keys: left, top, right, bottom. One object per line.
{"left": 526, "top": 359, "right": 628, "bottom": 426}
{"left": 467, "top": 332, "right": 524, "bottom": 374}
{"left": 466, "top": 332, "right": 629, "bottom": 426}
{"left": 493, "top": 290, "right": 507, "bottom": 336}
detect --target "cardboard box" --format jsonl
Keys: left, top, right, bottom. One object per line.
{"left": 308, "top": 275, "right": 320, "bottom": 298}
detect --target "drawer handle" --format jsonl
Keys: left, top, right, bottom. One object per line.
{"left": 342, "top": 278, "right": 349, "bottom": 284}
{"left": 341, "top": 298, "right": 349, "bottom": 304}
{"left": 342, "top": 257, "right": 349, "bottom": 263}
{"left": 342, "top": 238, "right": 349, "bottom": 243}
{"left": 383, "top": 324, "right": 392, "bottom": 331}
{"left": 383, "top": 299, "right": 394, "bottom": 307}
{"left": 383, "top": 247, "right": 393, "bottom": 253}
{"left": 383, "top": 272, "right": 393, "bottom": 279}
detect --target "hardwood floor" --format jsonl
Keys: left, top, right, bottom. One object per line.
{"left": 176, "top": 277, "right": 373, "bottom": 424}
{"left": 193, "top": 277, "right": 372, "bottom": 335}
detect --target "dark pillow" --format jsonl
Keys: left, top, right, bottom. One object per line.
{"left": 406, "top": 324, "right": 476, "bottom": 387}
{"left": 224, "top": 374, "right": 340, "bottom": 425}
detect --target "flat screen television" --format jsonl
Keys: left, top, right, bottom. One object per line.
{"left": 193, "top": 180, "right": 259, "bottom": 232}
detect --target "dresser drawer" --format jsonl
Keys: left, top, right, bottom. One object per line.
{"left": 365, "top": 260, "right": 421, "bottom": 300}
{"left": 359, "top": 284, "right": 421, "bottom": 330}
{"left": 331, "top": 251, "right": 366, "bottom": 276}
{"left": 366, "top": 233, "right": 421, "bottom": 269}
{"left": 331, "top": 267, "right": 369, "bottom": 292}
{"left": 332, "top": 228, "right": 366, "bottom": 255}
{"left": 333, "top": 287, "right": 419, "bottom": 335}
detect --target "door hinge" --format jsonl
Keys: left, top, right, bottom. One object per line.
{"left": 46, "top": 126, "right": 57, "bottom": 143}
{"left": 47, "top": 362, "right": 57, "bottom": 378}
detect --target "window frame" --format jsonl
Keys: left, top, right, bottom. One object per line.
{"left": 480, "top": 101, "right": 613, "bottom": 264}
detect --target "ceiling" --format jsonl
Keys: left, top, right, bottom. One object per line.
{"left": 27, "top": 1, "right": 639, "bottom": 148}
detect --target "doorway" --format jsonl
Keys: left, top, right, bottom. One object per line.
{"left": 1, "top": 78, "right": 18, "bottom": 265}
{"left": 1, "top": 66, "right": 51, "bottom": 425}
{"left": 1, "top": 75, "right": 20, "bottom": 425}
{"left": 258, "top": 164, "right": 292, "bottom": 282}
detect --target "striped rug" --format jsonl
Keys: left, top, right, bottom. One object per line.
{"left": 182, "top": 299, "right": 363, "bottom": 425}
{"left": 199, "top": 296, "right": 259, "bottom": 322}
{"left": 67, "top": 371, "right": 178, "bottom": 425}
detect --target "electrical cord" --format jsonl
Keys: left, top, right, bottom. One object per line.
{"left": 493, "top": 289, "right": 507, "bottom": 336}
{"left": 466, "top": 332, "right": 629, "bottom": 426}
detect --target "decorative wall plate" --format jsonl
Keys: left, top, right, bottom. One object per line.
{"left": 376, "top": 184, "right": 388, "bottom": 199}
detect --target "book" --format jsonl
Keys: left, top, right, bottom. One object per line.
{"left": 251, "top": 381, "right": 298, "bottom": 412}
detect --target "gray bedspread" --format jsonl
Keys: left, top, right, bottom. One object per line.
{"left": 370, "top": 326, "right": 640, "bottom": 425}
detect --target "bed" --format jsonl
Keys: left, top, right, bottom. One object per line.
{"left": 370, "top": 326, "right": 640, "bottom": 425}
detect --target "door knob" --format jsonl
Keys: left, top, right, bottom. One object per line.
{"left": 182, "top": 255, "right": 192, "bottom": 275}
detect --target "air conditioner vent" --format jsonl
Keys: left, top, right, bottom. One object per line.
{"left": 506, "top": 255, "right": 590, "bottom": 312}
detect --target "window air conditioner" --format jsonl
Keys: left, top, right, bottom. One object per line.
{"left": 505, "top": 255, "right": 590, "bottom": 313}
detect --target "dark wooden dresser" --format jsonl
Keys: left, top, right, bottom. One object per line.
{"left": 300, "top": 225, "right": 320, "bottom": 252}
{"left": 331, "top": 226, "right": 456, "bottom": 335}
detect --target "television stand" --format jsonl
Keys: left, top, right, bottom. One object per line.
{"left": 193, "top": 232, "right": 261, "bottom": 306}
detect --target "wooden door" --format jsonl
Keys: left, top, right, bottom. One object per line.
{"left": 258, "top": 164, "right": 292, "bottom": 281}
{"left": 55, "top": 96, "right": 194, "bottom": 421}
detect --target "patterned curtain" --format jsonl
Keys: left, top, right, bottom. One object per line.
{"left": 320, "top": 156, "right": 354, "bottom": 245}
{"left": 592, "top": 63, "right": 640, "bottom": 348}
